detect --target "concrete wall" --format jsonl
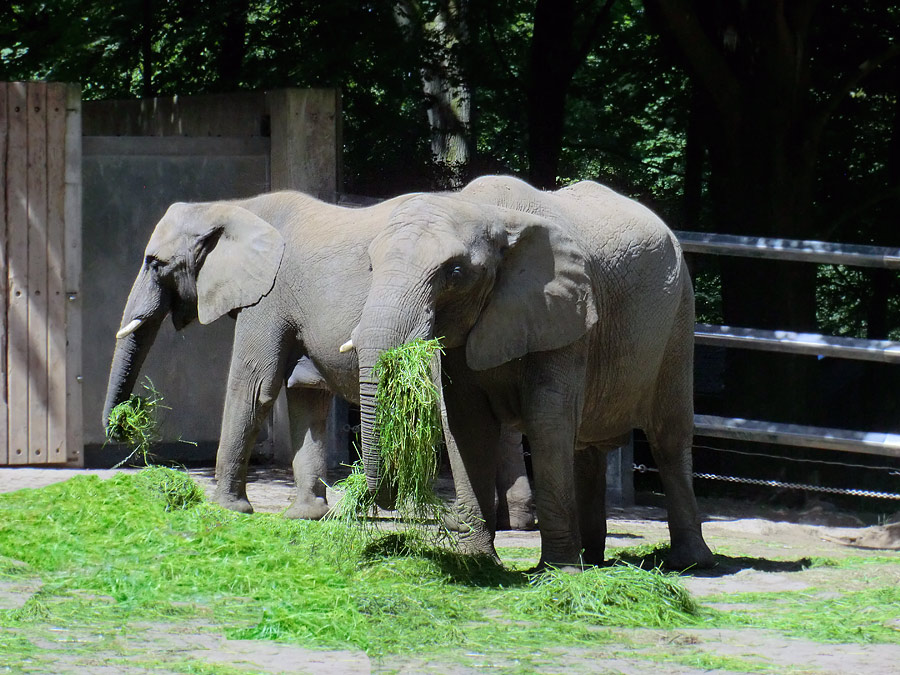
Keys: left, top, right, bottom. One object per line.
{"left": 80, "top": 90, "right": 340, "bottom": 463}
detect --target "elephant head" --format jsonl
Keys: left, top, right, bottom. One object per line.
{"left": 102, "top": 202, "right": 285, "bottom": 435}
{"left": 348, "top": 193, "right": 598, "bottom": 501}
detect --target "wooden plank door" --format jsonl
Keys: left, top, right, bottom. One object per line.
{"left": 1, "top": 82, "right": 82, "bottom": 465}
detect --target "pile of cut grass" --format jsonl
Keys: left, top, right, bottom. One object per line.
{"left": 0, "top": 469, "right": 713, "bottom": 665}
{"left": 513, "top": 564, "right": 698, "bottom": 627}
{"left": 137, "top": 465, "right": 205, "bottom": 511}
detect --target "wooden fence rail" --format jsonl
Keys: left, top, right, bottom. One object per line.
{"left": 1, "top": 81, "right": 82, "bottom": 465}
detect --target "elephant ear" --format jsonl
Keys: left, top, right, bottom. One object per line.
{"left": 196, "top": 205, "right": 286, "bottom": 324}
{"left": 466, "top": 210, "right": 597, "bottom": 371}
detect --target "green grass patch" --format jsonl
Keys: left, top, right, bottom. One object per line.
{"left": 710, "top": 584, "right": 900, "bottom": 643}
{"left": 645, "top": 649, "right": 777, "bottom": 673}
{"left": 509, "top": 565, "right": 699, "bottom": 627}
{"left": 0, "top": 468, "right": 709, "bottom": 667}
{"left": 137, "top": 464, "right": 205, "bottom": 511}
{"left": 3, "top": 470, "right": 897, "bottom": 672}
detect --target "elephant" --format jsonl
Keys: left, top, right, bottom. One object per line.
{"left": 102, "top": 190, "right": 536, "bottom": 524}
{"left": 344, "top": 175, "right": 714, "bottom": 570}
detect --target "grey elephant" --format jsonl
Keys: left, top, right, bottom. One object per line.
{"left": 102, "top": 190, "right": 535, "bottom": 525}
{"left": 344, "top": 175, "right": 714, "bottom": 570}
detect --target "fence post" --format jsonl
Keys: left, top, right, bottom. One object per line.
{"left": 606, "top": 435, "right": 635, "bottom": 507}
{"left": 0, "top": 84, "right": 7, "bottom": 464}
{"left": 64, "top": 84, "right": 83, "bottom": 466}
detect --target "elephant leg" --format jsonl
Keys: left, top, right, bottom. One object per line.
{"left": 575, "top": 445, "right": 607, "bottom": 566}
{"left": 522, "top": 350, "right": 586, "bottom": 571}
{"left": 495, "top": 427, "right": 535, "bottom": 531}
{"left": 440, "top": 353, "right": 502, "bottom": 558}
{"left": 283, "top": 388, "right": 332, "bottom": 520}
{"left": 213, "top": 321, "right": 286, "bottom": 514}
{"left": 646, "top": 308, "right": 714, "bottom": 569}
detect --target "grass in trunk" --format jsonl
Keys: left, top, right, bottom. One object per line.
{"left": 330, "top": 338, "right": 447, "bottom": 532}
{"left": 105, "top": 377, "right": 167, "bottom": 466}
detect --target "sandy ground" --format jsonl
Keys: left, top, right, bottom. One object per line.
{"left": 1, "top": 465, "right": 898, "bottom": 674}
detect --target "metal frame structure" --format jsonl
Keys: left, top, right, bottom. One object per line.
{"left": 680, "top": 231, "right": 900, "bottom": 458}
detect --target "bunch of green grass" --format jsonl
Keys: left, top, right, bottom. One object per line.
{"left": 326, "top": 461, "right": 375, "bottom": 522}
{"left": 371, "top": 337, "right": 446, "bottom": 525}
{"left": 105, "top": 377, "right": 167, "bottom": 466}
{"left": 137, "top": 466, "right": 205, "bottom": 511}
{"left": 511, "top": 564, "right": 700, "bottom": 627}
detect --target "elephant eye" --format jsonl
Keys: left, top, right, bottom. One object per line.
{"left": 449, "top": 264, "right": 463, "bottom": 280}
{"left": 145, "top": 255, "right": 162, "bottom": 270}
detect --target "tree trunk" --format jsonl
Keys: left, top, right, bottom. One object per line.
{"left": 395, "top": 0, "right": 473, "bottom": 189}
{"left": 681, "top": 85, "right": 705, "bottom": 229}
{"left": 140, "top": 0, "right": 154, "bottom": 98}
{"left": 215, "top": 0, "right": 250, "bottom": 92}
{"left": 646, "top": 0, "right": 824, "bottom": 424}
{"left": 526, "top": 0, "right": 577, "bottom": 190}
{"left": 526, "top": 0, "right": 614, "bottom": 189}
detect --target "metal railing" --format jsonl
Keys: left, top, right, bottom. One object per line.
{"left": 678, "top": 230, "right": 900, "bottom": 459}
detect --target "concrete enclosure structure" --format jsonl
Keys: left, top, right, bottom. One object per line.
{"left": 0, "top": 85, "right": 341, "bottom": 467}
{"left": 80, "top": 89, "right": 341, "bottom": 465}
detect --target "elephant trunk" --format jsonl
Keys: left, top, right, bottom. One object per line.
{"left": 355, "top": 283, "right": 434, "bottom": 508}
{"left": 101, "top": 267, "right": 169, "bottom": 435}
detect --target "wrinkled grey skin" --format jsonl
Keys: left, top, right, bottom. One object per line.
{"left": 103, "top": 192, "right": 408, "bottom": 518}
{"left": 350, "top": 175, "right": 713, "bottom": 570}
{"left": 103, "top": 190, "right": 536, "bottom": 523}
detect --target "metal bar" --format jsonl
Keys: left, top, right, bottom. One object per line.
{"left": 674, "top": 230, "right": 900, "bottom": 270}
{"left": 694, "top": 414, "right": 900, "bottom": 458}
{"left": 694, "top": 323, "right": 900, "bottom": 363}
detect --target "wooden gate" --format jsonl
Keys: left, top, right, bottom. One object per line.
{"left": 1, "top": 82, "right": 82, "bottom": 465}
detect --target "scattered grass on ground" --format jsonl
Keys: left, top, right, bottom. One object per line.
{"left": 0, "top": 468, "right": 703, "bottom": 667}
{"left": 1, "top": 470, "right": 898, "bottom": 673}
{"left": 710, "top": 584, "right": 900, "bottom": 643}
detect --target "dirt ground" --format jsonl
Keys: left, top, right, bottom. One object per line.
{"left": 1, "top": 465, "right": 898, "bottom": 674}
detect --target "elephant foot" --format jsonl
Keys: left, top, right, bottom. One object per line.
{"left": 213, "top": 489, "right": 254, "bottom": 515}
{"left": 284, "top": 496, "right": 329, "bottom": 520}
{"left": 456, "top": 531, "right": 498, "bottom": 560}
{"left": 496, "top": 509, "right": 536, "bottom": 531}
{"left": 665, "top": 534, "right": 715, "bottom": 571}
{"left": 528, "top": 559, "right": 584, "bottom": 575}
{"left": 581, "top": 546, "right": 605, "bottom": 567}
{"left": 441, "top": 509, "right": 464, "bottom": 533}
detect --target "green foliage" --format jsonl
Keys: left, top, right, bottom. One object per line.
{"left": 137, "top": 466, "right": 205, "bottom": 512}
{"left": 372, "top": 338, "right": 447, "bottom": 524}
{"left": 0, "top": 471, "right": 708, "bottom": 664}
{"left": 511, "top": 564, "right": 699, "bottom": 627}
{"left": 105, "top": 377, "right": 166, "bottom": 465}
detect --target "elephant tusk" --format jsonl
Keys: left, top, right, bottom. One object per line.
{"left": 116, "top": 319, "right": 144, "bottom": 339}
{"left": 339, "top": 339, "right": 355, "bottom": 353}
